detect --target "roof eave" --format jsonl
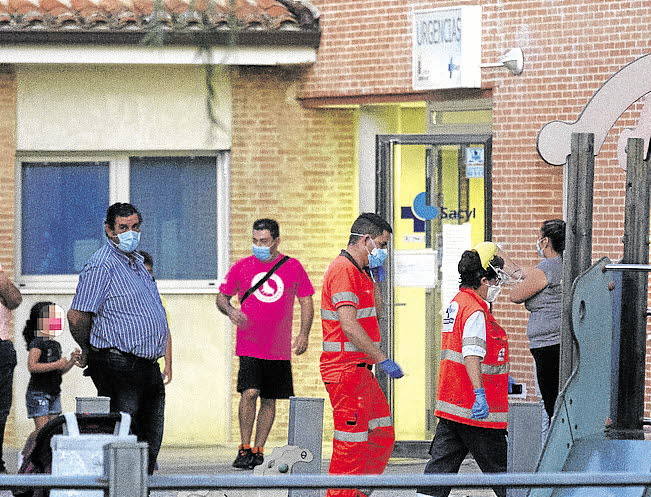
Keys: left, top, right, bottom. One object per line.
{"left": 0, "top": 29, "right": 321, "bottom": 48}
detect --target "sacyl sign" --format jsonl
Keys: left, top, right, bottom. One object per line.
{"left": 412, "top": 6, "right": 481, "bottom": 90}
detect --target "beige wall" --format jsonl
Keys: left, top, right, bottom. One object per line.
{"left": 16, "top": 64, "right": 231, "bottom": 152}
{"left": 12, "top": 294, "right": 231, "bottom": 446}
{"left": 9, "top": 63, "right": 234, "bottom": 447}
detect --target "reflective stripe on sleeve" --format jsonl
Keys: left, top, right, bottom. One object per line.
{"left": 332, "top": 292, "right": 359, "bottom": 306}
{"left": 333, "top": 430, "right": 368, "bottom": 442}
{"left": 482, "top": 363, "right": 510, "bottom": 375}
{"left": 435, "top": 400, "right": 508, "bottom": 423}
{"left": 322, "top": 341, "right": 381, "bottom": 352}
{"left": 356, "top": 307, "right": 377, "bottom": 319}
{"left": 368, "top": 416, "right": 392, "bottom": 430}
{"left": 440, "top": 349, "right": 509, "bottom": 375}
{"left": 320, "top": 307, "right": 377, "bottom": 321}
{"left": 321, "top": 309, "right": 339, "bottom": 320}
{"left": 462, "top": 336, "right": 487, "bottom": 349}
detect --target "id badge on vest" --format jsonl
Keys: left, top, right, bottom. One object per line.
{"left": 442, "top": 302, "right": 458, "bottom": 333}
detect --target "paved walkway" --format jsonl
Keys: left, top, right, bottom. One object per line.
{"left": 152, "top": 445, "right": 495, "bottom": 497}
{"left": 1, "top": 444, "right": 496, "bottom": 497}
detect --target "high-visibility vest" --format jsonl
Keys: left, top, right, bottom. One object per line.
{"left": 435, "top": 288, "right": 509, "bottom": 429}
{"left": 320, "top": 253, "right": 381, "bottom": 383}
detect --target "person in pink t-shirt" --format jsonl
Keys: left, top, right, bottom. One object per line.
{"left": 216, "top": 218, "right": 314, "bottom": 470}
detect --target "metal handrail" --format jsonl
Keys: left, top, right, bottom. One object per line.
{"left": 146, "top": 473, "right": 651, "bottom": 489}
{"left": 2, "top": 472, "right": 651, "bottom": 491}
{"left": 603, "top": 264, "right": 651, "bottom": 272}
{"left": 0, "top": 475, "right": 103, "bottom": 489}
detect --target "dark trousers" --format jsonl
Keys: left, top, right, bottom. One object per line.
{"left": 0, "top": 341, "right": 16, "bottom": 470}
{"left": 87, "top": 348, "right": 165, "bottom": 474}
{"left": 530, "top": 344, "right": 560, "bottom": 419}
{"left": 418, "top": 417, "right": 507, "bottom": 497}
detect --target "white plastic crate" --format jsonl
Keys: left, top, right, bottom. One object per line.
{"left": 50, "top": 412, "right": 136, "bottom": 497}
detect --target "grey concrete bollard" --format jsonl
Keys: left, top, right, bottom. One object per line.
{"left": 103, "top": 441, "right": 148, "bottom": 497}
{"left": 507, "top": 402, "right": 544, "bottom": 497}
{"left": 287, "top": 397, "right": 324, "bottom": 497}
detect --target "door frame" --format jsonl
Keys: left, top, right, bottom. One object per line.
{"left": 375, "top": 133, "right": 493, "bottom": 454}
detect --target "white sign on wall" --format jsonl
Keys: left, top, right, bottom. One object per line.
{"left": 412, "top": 5, "right": 482, "bottom": 90}
{"left": 394, "top": 249, "right": 439, "bottom": 288}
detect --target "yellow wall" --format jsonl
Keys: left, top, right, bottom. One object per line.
{"left": 16, "top": 65, "right": 231, "bottom": 151}
{"left": 11, "top": 63, "right": 234, "bottom": 448}
{"left": 11, "top": 294, "right": 230, "bottom": 446}
{"left": 385, "top": 105, "right": 488, "bottom": 440}
{"left": 391, "top": 106, "right": 430, "bottom": 440}
{"left": 161, "top": 294, "right": 231, "bottom": 444}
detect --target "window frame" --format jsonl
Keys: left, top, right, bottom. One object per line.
{"left": 15, "top": 151, "right": 230, "bottom": 294}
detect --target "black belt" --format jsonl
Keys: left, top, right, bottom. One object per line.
{"left": 357, "top": 363, "right": 373, "bottom": 370}
{"left": 90, "top": 346, "right": 157, "bottom": 364}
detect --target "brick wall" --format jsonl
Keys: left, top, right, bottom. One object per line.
{"left": 302, "top": 1, "right": 651, "bottom": 411}
{"left": 0, "top": 65, "right": 17, "bottom": 447}
{"left": 229, "top": 66, "right": 356, "bottom": 444}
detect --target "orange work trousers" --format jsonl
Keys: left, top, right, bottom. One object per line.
{"left": 324, "top": 365, "right": 395, "bottom": 497}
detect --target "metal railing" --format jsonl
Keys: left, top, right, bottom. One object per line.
{"left": 2, "top": 472, "right": 651, "bottom": 492}
{"left": 2, "top": 442, "right": 651, "bottom": 496}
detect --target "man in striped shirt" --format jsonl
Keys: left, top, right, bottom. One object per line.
{"left": 68, "top": 202, "right": 169, "bottom": 474}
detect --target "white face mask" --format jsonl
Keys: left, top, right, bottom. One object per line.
{"left": 485, "top": 283, "right": 502, "bottom": 303}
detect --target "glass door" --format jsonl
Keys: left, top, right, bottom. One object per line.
{"left": 376, "top": 134, "right": 492, "bottom": 449}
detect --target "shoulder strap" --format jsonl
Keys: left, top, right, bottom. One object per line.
{"left": 240, "top": 256, "right": 290, "bottom": 304}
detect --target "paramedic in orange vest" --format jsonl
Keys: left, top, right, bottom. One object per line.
{"left": 417, "top": 242, "right": 509, "bottom": 497}
{"left": 320, "top": 212, "right": 404, "bottom": 497}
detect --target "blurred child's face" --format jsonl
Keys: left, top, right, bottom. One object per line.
{"left": 37, "top": 304, "right": 64, "bottom": 338}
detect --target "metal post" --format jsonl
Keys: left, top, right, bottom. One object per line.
{"left": 612, "top": 137, "right": 650, "bottom": 438}
{"left": 559, "top": 133, "right": 594, "bottom": 387}
{"left": 288, "top": 397, "right": 324, "bottom": 497}
{"left": 506, "top": 402, "right": 544, "bottom": 497}
{"left": 103, "top": 442, "right": 148, "bottom": 497}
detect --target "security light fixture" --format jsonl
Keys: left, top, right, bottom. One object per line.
{"left": 480, "top": 47, "right": 524, "bottom": 76}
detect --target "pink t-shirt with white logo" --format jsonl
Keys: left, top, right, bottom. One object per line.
{"left": 219, "top": 254, "right": 314, "bottom": 360}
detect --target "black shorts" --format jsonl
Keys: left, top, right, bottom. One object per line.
{"left": 236, "top": 356, "right": 294, "bottom": 399}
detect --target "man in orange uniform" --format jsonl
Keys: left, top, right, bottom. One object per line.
{"left": 320, "top": 212, "right": 404, "bottom": 497}
{"left": 417, "top": 242, "right": 509, "bottom": 497}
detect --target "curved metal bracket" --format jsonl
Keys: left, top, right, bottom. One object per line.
{"left": 537, "top": 53, "right": 651, "bottom": 166}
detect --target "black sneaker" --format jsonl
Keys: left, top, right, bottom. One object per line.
{"left": 232, "top": 448, "right": 253, "bottom": 469}
{"left": 248, "top": 451, "right": 264, "bottom": 470}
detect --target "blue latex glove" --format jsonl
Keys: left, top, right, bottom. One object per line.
{"left": 379, "top": 359, "right": 404, "bottom": 379}
{"left": 471, "top": 388, "right": 489, "bottom": 419}
{"left": 508, "top": 375, "right": 516, "bottom": 394}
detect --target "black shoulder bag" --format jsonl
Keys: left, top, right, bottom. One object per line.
{"left": 240, "top": 256, "right": 290, "bottom": 304}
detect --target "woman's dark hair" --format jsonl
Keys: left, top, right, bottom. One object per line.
{"left": 458, "top": 250, "right": 504, "bottom": 289}
{"left": 541, "top": 219, "right": 566, "bottom": 254}
{"left": 23, "top": 301, "right": 55, "bottom": 350}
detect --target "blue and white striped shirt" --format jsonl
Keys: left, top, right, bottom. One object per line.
{"left": 71, "top": 240, "right": 169, "bottom": 359}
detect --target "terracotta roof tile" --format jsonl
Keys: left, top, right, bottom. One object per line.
{"left": 0, "top": 0, "right": 319, "bottom": 39}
